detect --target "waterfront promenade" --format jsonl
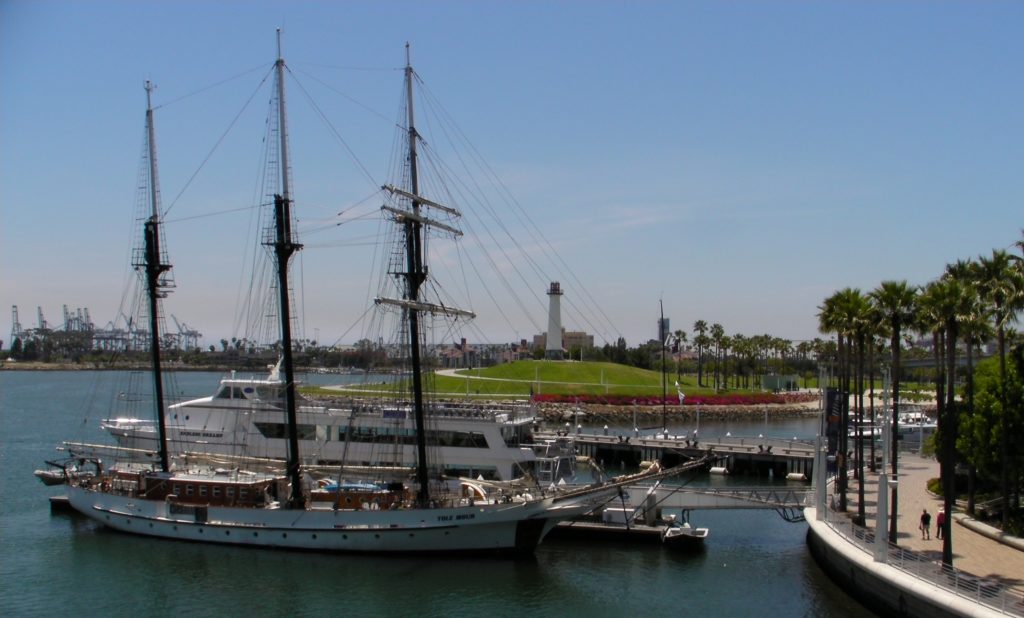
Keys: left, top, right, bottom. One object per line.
{"left": 808, "top": 452, "right": 1024, "bottom": 616}
{"left": 847, "top": 453, "right": 1024, "bottom": 594}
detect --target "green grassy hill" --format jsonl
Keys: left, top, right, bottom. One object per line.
{"left": 316, "top": 360, "right": 727, "bottom": 398}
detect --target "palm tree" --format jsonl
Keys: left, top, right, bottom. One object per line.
{"left": 693, "top": 320, "right": 708, "bottom": 387}
{"left": 720, "top": 335, "right": 732, "bottom": 389}
{"left": 919, "top": 277, "right": 973, "bottom": 565}
{"left": 946, "top": 258, "right": 991, "bottom": 515}
{"left": 732, "top": 333, "right": 747, "bottom": 388}
{"left": 975, "top": 249, "right": 1023, "bottom": 526}
{"left": 710, "top": 323, "right": 725, "bottom": 391}
{"left": 865, "top": 321, "right": 885, "bottom": 473}
{"left": 673, "top": 329, "right": 687, "bottom": 383}
{"left": 841, "top": 289, "right": 873, "bottom": 523}
{"left": 870, "top": 280, "right": 917, "bottom": 543}
{"left": 818, "top": 290, "right": 856, "bottom": 512}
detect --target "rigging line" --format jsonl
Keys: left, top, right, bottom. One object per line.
{"left": 428, "top": 111, "right": 618, "bottom": 343}
{"left": 284, "top": 65, "right": 381, "bottom": 192}
{"left": 299, "top": 251, "right": 307, "bottom": 345}
{"left": 416, "top": 146, "right": 542, "bottom": 331}
{"left": 153, "top": 63, "right": 271, "bottom": 110}
{"left": 297, "top": 208, "right": 383, "bottom": 236}
{"left": 449, "top": 235, "right": 523, "bottom": 338}
{"left": 234, "top": 88, "right": 278, "bottom": 340}
{"left": 293, "top": 67, "right": 397, "bottom": 126}
{"left": 417, "top": 81, "right": 620, "bottom": 341}
{"left": 413, "top": 113, "right": 550, "bottom": 311}
{"left": 361, "top": 213, "right": 388, "bottom": 342}
{"left": 452, "top": 205, "right": 541, "bottom": 333}
{"left": 339, "top": 190, "right": 386, "bottom": 216}
{"left": 301, "top": 240, "right": 382, "bottom": 249}
{"left": 296, "top": 61, "right": 401, "bottom": 73}
{"left": 410, "top": 156, "right": 528, "bottom": 337}
{"left": 163, "top": 203, "right": 262, "bottom": 224}
{"left": 163, "top": 65, "right": 275, "bottom": 217}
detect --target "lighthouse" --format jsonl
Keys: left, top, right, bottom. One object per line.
{"left": 545, "top": 282, "right": 564, "bottom": 360}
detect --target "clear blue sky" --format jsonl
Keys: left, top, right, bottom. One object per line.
{"left": 2, "top": 1, "right": 1021, "bottom": 349}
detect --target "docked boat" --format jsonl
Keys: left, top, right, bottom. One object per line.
{"left": 548, "top": 474, "right": 711, "bottom": 549}
{"left": 660, "top": 515, "right": 709, "bottom": 550}
{"left": 99, "top": 375, "right": 563, "bottom": 482}
{"left": 60, "top": 35, "right": 639, "bottom": 554}
{"left": 35, "top": 457, "right": 102, "bottom": 486}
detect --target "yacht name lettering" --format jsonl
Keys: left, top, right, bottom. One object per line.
{"left": 436, "top": 513, "right": 476, "bottom": 522}
{"left": 180, "top": 431, "right": 223, "bottom": 438}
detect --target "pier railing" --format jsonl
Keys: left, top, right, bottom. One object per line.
{"left": 820, "top": 506, "right": 1024, "bottom": 616}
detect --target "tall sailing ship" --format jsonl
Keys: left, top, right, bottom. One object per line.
{"left": 62, "top": 34, "right": 643, "bottom": 554}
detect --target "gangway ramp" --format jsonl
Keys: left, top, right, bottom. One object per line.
{"left": 625, "top": 485, "right": 811, "bottom": 522}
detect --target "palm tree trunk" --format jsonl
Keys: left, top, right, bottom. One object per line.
{"left": 838, "top": 333, "right": 849, "bottom": 512}
{"left": 697, "top": 346, "right": 704, "bottom": 388}
{"left": 869, "top": 338, "right": 877, "bottom": 473}
{"left": 857, "top": 333, "right": 866, "bottom": 523}
{"left": 889, "top": 324, "right": 901, "bottom": 544}
{"left": 997, "top": 326, "right": 1009, "bottom": 528}
{"left": 941, "top": 321, "right": 957, "bottom": 566}
{"left": 966, "top": 339, "right": 976, "bottom": 515}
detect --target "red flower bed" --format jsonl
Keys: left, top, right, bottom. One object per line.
{"left": 532, "top": 392, "right": 817, "bottom": 406}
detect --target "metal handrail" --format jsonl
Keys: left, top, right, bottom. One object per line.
{"left": 819, "top": 506, "right": 1024, "bottom": 616}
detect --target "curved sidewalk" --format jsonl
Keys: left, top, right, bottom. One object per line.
{"left": 860, "top": 453, "right": 1024, "bottom": 593}
{"left": 808, "top": 452, "right": 1024, "bottom": 616}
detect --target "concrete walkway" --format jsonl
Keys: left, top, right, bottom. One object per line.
{"left": 842, "top": 453, "right": 1024, "bottom": 594}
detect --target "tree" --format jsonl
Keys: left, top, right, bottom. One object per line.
{"left": 672, "top": 329, "right": 687, "bottom": 382}
{"left": 870, "top": 280, "right": 917, "bottom": 542}
{"left": 946, "top": 258, "right": 992, "bottom": 514}
{"left": 693, "top": 320, "right": 708, "bottom": 387}
{"left": 818, "top": 291, "right": 850, "bottom": 512}
{"left": 919, "top": 276, "right": 973, "bottom": 565}
{"left": 975, "top": 249, "right": 1024, "bottom": 526}
{"left": 844, "top": 290, "right": 873, "bottom": 523}
{"left": 719, "top": 334, "right": 732, "bottom": 390}
{"left": 731, "top": 333, "right": 747, "bottom": 388}
{"left": 710, "top": 323, "right": 725, "bottom": 390}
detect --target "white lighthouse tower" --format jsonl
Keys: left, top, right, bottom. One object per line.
{"left": 545, "top": 282, "right": 565, "bottom": 360}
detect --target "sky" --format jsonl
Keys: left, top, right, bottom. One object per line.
{"left": 1, "top": 1, "right": 1022, "bottom": 350}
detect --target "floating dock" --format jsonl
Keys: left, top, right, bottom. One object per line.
{"left": 548, "top": 520, "right": 666, "bottom": 544}
{"left": 49, "top": 495, "right": 73, "bottom": 513}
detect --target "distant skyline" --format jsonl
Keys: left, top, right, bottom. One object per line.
{"left": 2, "top": 1, "right": 1022, "bottom": 349}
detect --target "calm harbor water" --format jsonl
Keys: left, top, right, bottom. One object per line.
{"left": 0, "top": 371, "right": 873, "bottom": 617}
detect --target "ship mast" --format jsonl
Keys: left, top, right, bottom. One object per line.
{"left": 375, "top": 46, "right": 472, "bottom": 506}
{"left": 403, "top": 44, "right": 432, "bottom": 507}
{"left": 268, "top": 29, "right": 304, "bottom": 508}
{"left": 141, "top": 80, "right": 173, "bottom": 473}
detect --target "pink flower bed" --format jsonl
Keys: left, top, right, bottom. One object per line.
{"left": 533, "top": 392, "right": 817, "bottom": 406}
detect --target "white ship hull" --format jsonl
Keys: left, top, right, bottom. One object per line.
{"left": 66, "top": 484, "right": 608, "bottom": 554}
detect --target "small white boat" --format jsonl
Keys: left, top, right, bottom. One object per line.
{"left": 34, "top": 468, "right": 67, "bottom": 486}
{"left": 34, "top": 458, "right": 101, "bottom": 486}
{"left": 661, "top": 516, "right": 709, "bottom": 550}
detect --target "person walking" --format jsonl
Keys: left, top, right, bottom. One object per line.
{"left": 920, "top": 508, "right": 932, "bottom": 540}
{"left": 936, "top": 508, "right": 945, "bottom": 540}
